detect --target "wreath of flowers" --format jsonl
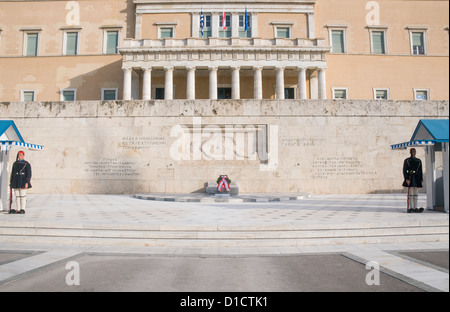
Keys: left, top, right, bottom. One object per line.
{"left": 217, "top": 175, "right": 231, "bottom": 184}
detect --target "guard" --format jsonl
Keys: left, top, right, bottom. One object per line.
{"left": 9, "top": 150, "right": 32, "bottom": 214}
{"left": 402, "top": 148, "right": 424, "bottom": 213}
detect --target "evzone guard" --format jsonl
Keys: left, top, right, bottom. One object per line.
{"left": 9, "top": 150, "right": 32, "bottom": 214}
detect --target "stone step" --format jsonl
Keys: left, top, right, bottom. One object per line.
{"left": 0, "top": 234, "right": 447, "bottom": 248}
{"left": 0, "top": 224, "right": 448, "bottom": 239}
{"left": 0, "top": 219, "right": 447, "bottom": 247}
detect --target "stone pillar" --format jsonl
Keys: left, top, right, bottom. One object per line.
{"left": 231, "top": 13, "right": 239, "bottom": 38}
{"left": 275, "top": 66, "right": 285, "bottom": 100}
{"left": 209, "top": 67, "right": 218, "bottom": 100}
{"left": 192, "top": 13, "right": 200, "bottom": 38}
{"left": 186, "top": 66, "right": 196, "bottom": 100}
{"left": 232, "top": 66, "right": 240, "bottom": 100}
{"left": 253, "top": 66, "right": 263, "bottom": 100}
{"left": 123, "top": 67, "right": 132, "bottom": 100}
{"left": 164, "top": 67, "right": 174, "bottom": 100}
{"left": 298, "top": 67, "right": 307, "bottom": 100}
{"left": 310, "top": 69, "right": 318, "bottom": 100}
{"left": 142, "top": 67, "right": 152, "bottom": 100}
{"left": 211, "top": 13, "right": 219, "bottom": 38}
{"left": 425, "top": 145, "right": 436, "bottom": 210}
{"left": 251, "top": 13, "right": 258, "bottom": 37}
{"left": 0, "top": 149, "right": 10, "bottom": 211}
{"left": 307, "top": 13, "right": 315, "bottom": 39}
{"left": 443, "top": 142, "right": 449, "bottom": 213}
{"left": 318, "top": 67, "right": 326, "bottom": 100}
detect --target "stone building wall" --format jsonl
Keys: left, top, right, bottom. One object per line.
{"left": 1, "top": 99, "right": 448, "bottom": 194}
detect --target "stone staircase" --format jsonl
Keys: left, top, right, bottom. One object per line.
{"left": 0, "top": 219, "right": 448, "bottom": 248}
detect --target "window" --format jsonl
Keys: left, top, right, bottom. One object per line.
{"left": 219, "top": 14, "right": 231, "bottom": 38}
{"left": 374, "top": 88, "right": 389, "bottom": 100}
{"left": 285, "top": 88, "right": 295, "bottom": 100}
{"left": 25, "top": 33, "right": 39, "bottom": 56}
{"left": 102, "top": 88, "right": 118, "bottom": 100}
{"left": 64, "top": 32, "right": 79, "bottom": 55}
{"left": 414, "top": 89, "right": 429, "bottom": 100}
{"left": 276, "top": 27, "right": 290, "bottom": 38}
{"left": 154, "top": 88, "right": 165, "bottom": 100}
{"left": 218, "top": 88, "right": 232, "bottom": 99}
{"left": 239, "top": 14, "right": 251, "bottom": 38}
{"left": 331, "top": 30, "right": 345, "bottom": 53}
{"left": 200, "top": 14, "right": 211, "bottom": 38}
{"left": 61, "top": 89, "right": 76, "bottom": 101}
{"left": 411, "top": 32, "right": 426, "bottom": 55}
{"left": 160, "top": 27, "right": 174, "bottom": 39}
{"left": 371, "top": 30, "right": 386, "bottom": 54}
{"left": 104, "top": 30, "right": 119, "bottom": 54}
{"left": 332, "top": 88, "right": 348, "bottom": 99}
{"left": 326, "top": 25, "right": 348, "bottom": 53}
{"left": 20, "top": 90, "right": 36, "bottom": 102}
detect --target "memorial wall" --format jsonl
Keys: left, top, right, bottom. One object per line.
{"left": 1, "top": 99, "right": 448, "bottom": 194}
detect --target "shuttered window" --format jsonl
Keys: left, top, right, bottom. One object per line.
{"left": 372, "top": 31, "right": 385, "bottom": 54}
{"left": 160, "top": 28, "right": 174, "bottom": 39}
{"left": 65, "top": 32, "right": 78, "bottom": 55}
{"left": 276, "top": 27, "right": 290, "bottom": 38}
{"left": 331, "top": 30, "right": 345, "bottom": 53}
{"left": 105, "top": 31, "right": 118, "bottom": 54}
{"left": 22, "top": 91, "right": 35, "bottom": 102}
{"left": 333, "top": 89, "right": 348, "bottom": 99}
{"left": 412, "top": 32, "right": 425, "bottom": 55}
{"left": 26, "top": 33, "right": 38, "bottom": 56}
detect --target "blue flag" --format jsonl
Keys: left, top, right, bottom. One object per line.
{"left": 200, "top": 9, "right": 204, "bottom": 37}
{"left": 245, "top": 7, "right": 248, "bottom": 31}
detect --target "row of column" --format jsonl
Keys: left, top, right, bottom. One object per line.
{"left": 123, "top": 66, "right": 327, "bottom": 101}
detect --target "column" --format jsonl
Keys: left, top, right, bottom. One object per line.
{"left": 0, "top": 149, "right": 9, "bottom": 211}
{"left": 186, "top": 66, "right": 196, "bottom": 100}
{"left": 298, "top": 67, "right": 307, "bottom": 99}
{"left": 251, "top": 13, "right": 258, "bottom": 37}
{"left": 318, "top": 67, "right": 326, "bottom": 99}
{"left": 123, "top": 67, "right": 132, "bottom": 100}
{"left": 275, "top": 67, "right": 285, "bottom": 100}
{"left": 253, "top": 66, "right": 263, "bottom": 100}
{"left": 192, "top": 13, "right": 200, "bottom": 38}
{"left": 310, "top": 69, "right": 318, "bottom": 99}
{"left": 209, "top": 67, "right": 218, "bottom": 100}
{"left": 232, "top": 66, "right": 240, "bottom": 100}
{"left": 443, "top": 143, "right": 449, "bottom": 213}
{"left": 307, "top": 13, "right": 315, "bottom": 39}
{"left": 425, "top": 146, "right": 436, "bottom": 210}
{"left": 135, "top": 13, "right": 142, "bottom": 40}
{"left": 142, "top": 67, "right": 152, "bottom": 100}
{"left": 211, "top": 13, "right": 219, "bottom": 38}
{"left": 164, "top": 66, "right": 174, "bottom": 100}
{"left": 231, "top": 13, "right": 239, "bottom": 38}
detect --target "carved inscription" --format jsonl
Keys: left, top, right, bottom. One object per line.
{"left": 84, "top": 158, "right": 139, "bottom": 177}
{"left": 281, "top": 137, "right": 325, "bottom": 147}
{"left": 119, "top": 136, "right": 166, "bottom": 150}
{"left": 312, "top": 157, "right": 377, "bottom": 179}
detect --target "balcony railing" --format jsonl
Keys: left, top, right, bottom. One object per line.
{"left": 120, "top": 37, "right": 328, "bottom": 51}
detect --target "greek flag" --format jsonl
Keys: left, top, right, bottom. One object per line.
{"left": 245, "top": 7, "right": 248, "bottom": 31}
{"left": 200, "top": 9, "right": 204, "bottom": 37}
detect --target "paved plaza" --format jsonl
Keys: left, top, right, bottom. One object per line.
{"left": 0, "top": 193, "right": 448, "bottom": 292}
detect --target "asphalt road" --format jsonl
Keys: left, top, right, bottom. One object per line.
{"left": 3, "top": 251, "right": 447, "bottom": 293}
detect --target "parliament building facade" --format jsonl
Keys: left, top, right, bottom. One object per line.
{"left": 0, "top": 0, "right": 448, "bottom": 103}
